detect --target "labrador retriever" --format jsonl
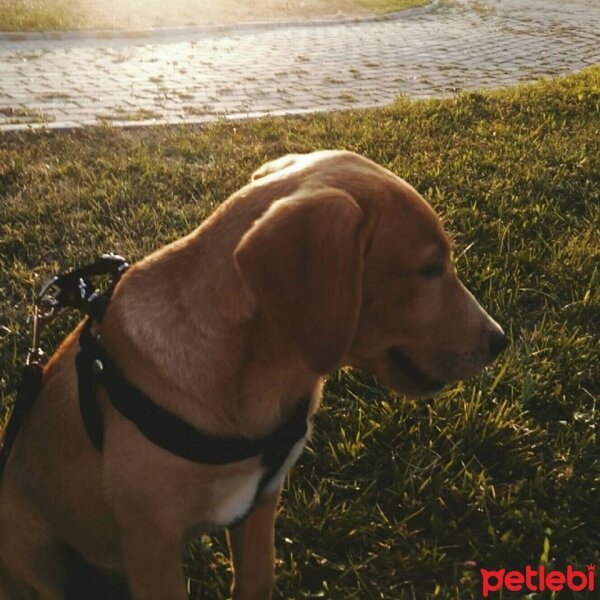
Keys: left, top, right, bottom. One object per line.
{"left": 0, "top": 150, "right": 507, "bottom": 599}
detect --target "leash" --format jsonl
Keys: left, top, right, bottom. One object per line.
{"left": 1, "top": 254, "right": 310, "bottom": 514}
{"left": 0, "top": 254, "right": 128, "bottom": 479}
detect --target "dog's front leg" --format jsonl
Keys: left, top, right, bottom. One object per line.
{"left": 227, "top": 489, "right": 281, "bottom": 600}
{"left": 121, "top": 528, "right": 188, "bottom": 600}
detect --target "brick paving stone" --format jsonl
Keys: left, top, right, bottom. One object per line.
{"left": 0, "top": 0, "right": 599, "bottom": 130}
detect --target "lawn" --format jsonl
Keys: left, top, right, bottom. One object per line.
{"left": 0, "top": 0, "right": 429, "bottom": 31}
{"left": 1, "top": 67, "right": 599, "bottom": 599}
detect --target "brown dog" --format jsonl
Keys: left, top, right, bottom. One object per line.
{"left": 0, "top": 150, "right": 507, "bottom": 599}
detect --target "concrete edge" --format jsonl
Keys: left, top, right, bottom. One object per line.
{"left": 0, "top": 103, "right": 392, "bottom": 133}
{"left": 0, "top": 0, "right": 439, "bottom": 42}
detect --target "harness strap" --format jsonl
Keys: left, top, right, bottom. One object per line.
{"left": 0, "top": 363, "right": 44, "bottom": 479}
{"left": 75, "top": 328, "right": 106, "bottom": 452}
{"left": 77, "top": 316, "right": 310, "bottom": 467}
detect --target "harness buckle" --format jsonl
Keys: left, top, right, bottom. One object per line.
{"left": 25, "top": 254, "right": 129, "bottom": 366}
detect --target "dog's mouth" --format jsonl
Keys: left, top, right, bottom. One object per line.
{"left": 386, "top": 347, "right": 445, "bottom": 393}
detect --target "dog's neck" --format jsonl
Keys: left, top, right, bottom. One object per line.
{"left": 101, "top": 224, "right": 319, "bottom": 439}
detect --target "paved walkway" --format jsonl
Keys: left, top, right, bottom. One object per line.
{"left": 1, "top": 0, "right": 599, "bottom": 131}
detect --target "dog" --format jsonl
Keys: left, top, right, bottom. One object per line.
{"left": 0, "top": 150, "right": 507, "bottom": 599}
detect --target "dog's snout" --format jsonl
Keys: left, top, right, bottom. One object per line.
{"left": 488, "top": 330, "right": 509, "bottom": 358}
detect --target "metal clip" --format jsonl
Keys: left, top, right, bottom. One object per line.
{"left": 26, "top": 275, "right": 66, "bottom": 365}
{"left": 27, "top": 307, "right": 47, "bottom": 366}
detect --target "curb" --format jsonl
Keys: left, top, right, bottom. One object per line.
{"left": 0, "top": 0, "right": 439, "bottom": 42}
{"left": 0, "top": 100, "right": 413, "bottom": 134}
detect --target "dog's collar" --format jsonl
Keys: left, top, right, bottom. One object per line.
{"left": 75, "top": 318, "right": 310, "bottom": 487}
{"left": 77, "top": 320, "right": 310, "bottom": 526}
{"left": 77, "top": 318, "right": 310, "bottom": 466}
{"left": 76, "top": 317, "right": 310, "bottom": 520}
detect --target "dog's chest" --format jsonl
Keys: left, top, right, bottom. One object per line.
{"left": 212, "top": 435, "right": 308, "bottom": 526}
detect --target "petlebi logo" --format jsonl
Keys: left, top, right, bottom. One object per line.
{"left": 480, "top": 564, "right": 596, "bottom": 597}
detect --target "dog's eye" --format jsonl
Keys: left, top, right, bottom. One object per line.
{"left": 419, "top": 263, "right": 444, "bottom": 279}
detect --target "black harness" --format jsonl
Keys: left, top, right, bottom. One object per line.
{"left": 1, "top": 255, "right": 310, "bottom": 515}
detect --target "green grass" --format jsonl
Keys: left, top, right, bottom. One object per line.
{"left": 357, "top": 0, "right": 426, "bottom": 12}
{"left": 0, "top": 0, "right": 429, "bottom": 31}
{"left": 0, "top": 0, "right": 82, "bottom": 30}
{"left": 1, "top": 67, "right": 599, "bottom": 599}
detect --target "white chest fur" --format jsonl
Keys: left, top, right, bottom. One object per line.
{"left": 212, "top": 431, "right": 309, "bottom": 526}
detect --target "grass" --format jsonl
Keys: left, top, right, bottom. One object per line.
{"left": 96, "top": 107, "right": 164, "bottom": 123}
{"left": 1, "top": 67, "right": 599, "bottom": 599}
{"left": 0, "top": 105, "right": 52, "bottom": 124}
{"left": 0, "top": 0, "right": 430, "bottom": 31}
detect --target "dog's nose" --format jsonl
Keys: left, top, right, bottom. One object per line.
{"left": 488, "top": 330, "right": 509, "bottom": 358}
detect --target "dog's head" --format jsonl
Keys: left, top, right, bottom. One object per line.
{"left": 235, "top": 151, "right": 507, "bottom": 396}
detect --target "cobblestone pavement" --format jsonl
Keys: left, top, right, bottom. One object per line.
{"left": 1, "top": 0, "right": 599, "bottom": 131}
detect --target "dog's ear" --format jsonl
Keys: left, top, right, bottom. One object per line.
{"left": 234, "top": 188, "right": 367, "bottom": 374}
